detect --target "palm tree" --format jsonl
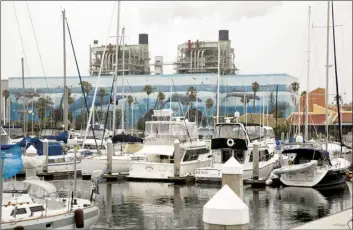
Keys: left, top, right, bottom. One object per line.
{"left": 35, "top": 96, "right": 53, "bottom": 128}
{"left": 68, "top": 96, "right": 75, "bottom": 122}
{"left": 142, "top": 85, "right": 154, "bottom": 111}
{"left": 157, "top": 92, "right": 166, "bottom": 109}
{"left": 98, "top": 88, "right": 106, "bottom": 111}
{"left": 251, "top": 82, "right": 260, "bottom": 120}
{"left": 240, "top": 96, "right": 250, "bottom": 116}
{"left": 127, "top": 95, "right": 134, "bottom": 129}
{"left": 81, "top": 81, "right": 93, "bottom": 97}
{"left": 187, "top": 87, "right": 197, "bottom": 107}
{"left": 206, "top": 98, "right": 214, "bottom": 126}
{"left": 301, "top": 91, "right": 307, "bottom": 97}
{"left": 186, "top": 87, "right": 197, "bottom": 121}
{"left": 290, "top": 82, "right": 300, "bottom": 111}
{"left": 2, "top": 90, "right": 9, "bottom": 122}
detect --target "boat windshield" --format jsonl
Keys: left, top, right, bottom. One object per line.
{"left": 40, "top": 129, "right": 61, "bottom": 137}
{"left": 264, "top": 128, "right": 275, "bottom": 138}
{"left": 214, "top": 124, "right": 247, "bottom": 139}
{"left": 145, "top": 122, "right": 198, "bottom": 141}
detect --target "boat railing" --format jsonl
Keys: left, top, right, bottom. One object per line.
{"left": 50, "top": 180, "right": 94, "bottom": 200}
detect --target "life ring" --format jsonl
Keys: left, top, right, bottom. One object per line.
{"left": 226, "top": 139, "right": 235, "bottom": 147}
{"left": 74, "top": 209, "right": 84, "bottom": 228}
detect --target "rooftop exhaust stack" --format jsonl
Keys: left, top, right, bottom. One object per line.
{"left": 219, "top": 30, "right": 229, "bottom": 41}
{"left": 139, "top": 34, "right": 149, "bottom": 45}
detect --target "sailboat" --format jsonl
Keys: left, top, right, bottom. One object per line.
{"left": 0, "top": 138, "right": 100, "bottom": 229}
{"left": 271, "top": 3, "right": 350, "bottom": 188}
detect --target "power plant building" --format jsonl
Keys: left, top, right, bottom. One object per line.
{"left": 89, "top": 34, "right": 150, "bottom": 76}
{"left": 174, "top": 30, "right": 238, "bottom": 75}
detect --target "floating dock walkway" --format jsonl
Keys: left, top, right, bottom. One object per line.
{"left": 292, "top": 208, "right": 352, "bottom": 230}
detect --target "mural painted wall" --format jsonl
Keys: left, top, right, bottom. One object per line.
{"left": 8, "top": 73, "right": 298, "bottom": 129}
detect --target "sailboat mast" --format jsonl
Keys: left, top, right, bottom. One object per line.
{"left": 331, "top": 1, "right": 343, "bottom": 150}
{"left": 112, "top": 1, "right": 121, "bottom": 134}
{"left": 121, "top": 27, "right": 125, "bottom": 131}
{"left": 304, "top": 6, "right": 311, "bottom": 141}
{"left": 216, "top": 41, "right": 220, "bottom": 123}
{"left": 63, "top": 9, "right": 68, "bottom": 131}
{"left": 21, "top": 57, "right": 26, "bottom": 136}
{"left": 324, "top": 1, "right": 330, "bottom": 151}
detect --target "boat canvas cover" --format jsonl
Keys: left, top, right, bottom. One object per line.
{"left": 28, "top": 138, "right": 64, "bottom": 156}
{"left": 134, "top": 145, "right": 174, "bottom": 156}
{"left": 1, "top": 144, "right": 23, "bottom": 179}
{"left": 111, "top": 134, "right": 143, "bottom": 143}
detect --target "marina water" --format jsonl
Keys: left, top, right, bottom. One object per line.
{"left": 92, "top": 181, "right": 352, "bottom": 229}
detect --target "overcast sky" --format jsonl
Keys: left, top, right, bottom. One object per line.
{"left": 1, "top": 1, "right": 352, "bottom": 102}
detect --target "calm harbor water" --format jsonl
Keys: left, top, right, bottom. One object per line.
{"left": 92, "top": 181, "right": 352, "bottom": 229}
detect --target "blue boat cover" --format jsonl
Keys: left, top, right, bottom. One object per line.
{"left": 42, "top": 131, "right": 69, "bottom": 144}
{"left": 28, "top": 138, "right": 64, "bottom": 156}
{"left": 1, "top": 144, "right": 23, "bottom": 179}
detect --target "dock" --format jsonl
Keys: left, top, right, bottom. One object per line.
{"left": 38, "top": 170, "right": 82, "bottom": 180}
{"left": 126, "top": 176, "right": 195, "bottom": 184}
{"left": 292, "top": 208, "right": 352, "bottom": 229}
{"left": 102, "top": 172, "right": 128, "bottom": 182}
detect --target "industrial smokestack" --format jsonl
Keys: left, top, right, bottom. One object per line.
{"left": 218, "top": 30, "right": 229, "bottom": 41}
{"left": 139, "top": 34, "right": 149, "bottom": 44}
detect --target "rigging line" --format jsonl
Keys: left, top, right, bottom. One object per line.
{"left": 331, "top": 1, "right": 343, "bottom": 150}
{"left": 25, "top": 1, "right": 50, "bottom": 92}
{"left": 65, "top": 17, "right": 98, "bottom": 150}
{"left": 12, "top": 2, "right": 31, "bottom": 77}
{"left": 101, "top": 26, "right": 124, "bottom": 147}
{"left": 81, "top": 1, "right": 117, "bottom": 148}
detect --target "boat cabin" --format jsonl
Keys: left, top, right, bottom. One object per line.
{"left": 282, "top": 148, "right": 332, "bottom": 166}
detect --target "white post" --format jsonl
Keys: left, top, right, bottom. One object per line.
{"left": 107, "top": 138, "right": 113, "bottom": 175}
{"left": 222, "top": 156, "right": 243, "bottom": 200}
{"left": 252, "top": 141, "right": 259, "bottom": 180}
{"left": 203, "top": 184, "right": 249, "bottom": 229}
{"left": 174, "top": 139, "right": 181, "bottom": 177}
{"left": 43, "top": 138, "right": 49, "bottom": 172}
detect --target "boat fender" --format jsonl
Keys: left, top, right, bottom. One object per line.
{"left": 226, "top": 139, "right": 235, "bottom": 147}
{"left": 14, "top": 226, "right": 24, "bottom": 230}
{"left": 74, "top": 209, "right": 84, "bottom": 228}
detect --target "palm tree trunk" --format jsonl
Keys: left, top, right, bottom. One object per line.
{"left": 147, "top": 95, "right": 149, "bottom": 111}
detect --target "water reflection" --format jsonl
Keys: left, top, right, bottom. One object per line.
{"left": 92, "top": 182, "right": 352, "bottom": 229}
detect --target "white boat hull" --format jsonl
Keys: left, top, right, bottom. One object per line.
{"left": 194, "top": 161, "right": 275, "bottom": 182}
{"left": 128, "top": 159, "right": 212, "bottom": 180}
{"left": 273, "top": 161, "right": 329, "bottom": 187}
{"left": 1, "top": 205, "right": 99, "bottom": 230}
{"left": 79, "top": 155, "right": 132, "bottom": 175}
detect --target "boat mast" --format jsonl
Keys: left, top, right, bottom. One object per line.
{"left": 304, "top": 6, "right": 311, "bottom": 141}
{"left": 21, "top": 57, "right": 26, "bottom": 136}
{"left": 112, "top": 1, "right": 121, "bottom": 134}
{"left": 121, "top": 26, "right": 125, "bottom": 131}
{"left": 63, "top": 9, "right": 68, "bottom": 131}
{"left": 331, "top": 1, "right": 343, "bottom": 151}
{"left": 216, "top": 41, "right": 220, "bottom": 124}
{"left": 324, "top": 1, "right": 330, "bottom": 151}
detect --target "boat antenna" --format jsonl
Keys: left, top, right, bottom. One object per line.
{"left": 331, "top": 1, "right": 343, "bottom": 152}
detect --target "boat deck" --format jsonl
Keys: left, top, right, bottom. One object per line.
{"left": 292, "top": 208, "right": 352, "bottom": 229}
